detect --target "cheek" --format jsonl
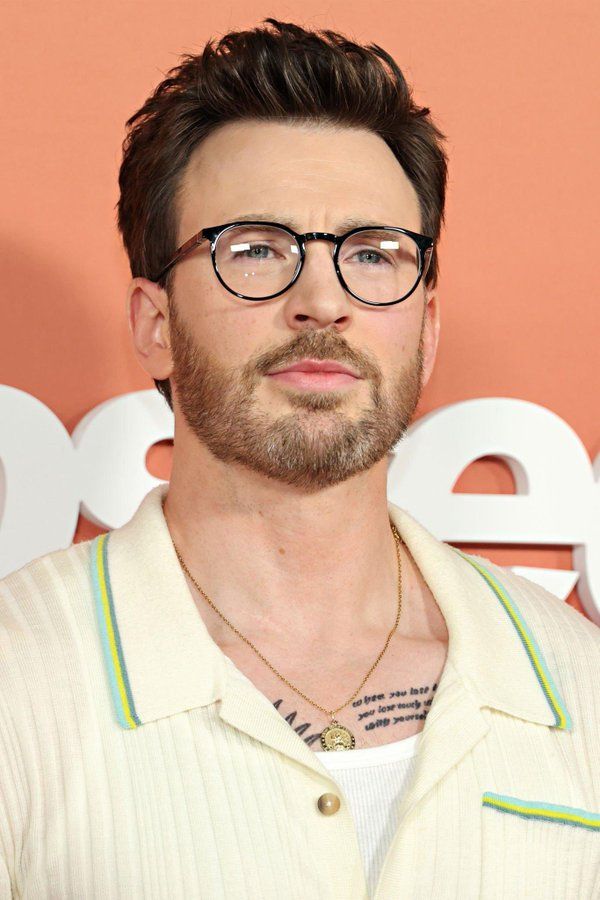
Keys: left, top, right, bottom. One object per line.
{"left": 179, "top": 272, "right": 271, "bottom": 362}
{"left": 192, "top": 301, "right": 276, "bottom": 367}
{"left": 366, "top": 304, "right": 422, "bottom": 367}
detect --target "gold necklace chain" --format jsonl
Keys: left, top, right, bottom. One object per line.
{"left": 170, "top": 520, "right": 403, "bottom": 751}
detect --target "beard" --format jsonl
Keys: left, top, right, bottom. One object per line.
{"left": 168, "top": 297, "right": 425, "bottom": 492}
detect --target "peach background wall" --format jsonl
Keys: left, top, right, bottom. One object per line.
{"left": 1, "top": 1, "right": 598, "bottom": 615}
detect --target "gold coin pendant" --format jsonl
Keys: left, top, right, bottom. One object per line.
{"left": 320, "top": 719, "right": 356, "bottom": 751}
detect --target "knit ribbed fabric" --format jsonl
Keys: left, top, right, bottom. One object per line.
{"left": 1, "top": 482, "right": 599, "bottom": 898}
{"left": 315, "top": 734, "right": 421, "bottom": 898}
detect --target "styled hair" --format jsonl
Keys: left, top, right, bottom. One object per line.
{"left": 117, "top": 18, "right": 449, "bottom": 410}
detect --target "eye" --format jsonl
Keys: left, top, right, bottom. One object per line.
{"left": 351, "top": 248, "right": 390, "bottom": 265}
{"left": 222, "top": 227, "right": 299, "bottom": 263}
{"left": 340, "top": 231, "right": 416, "bottom": 270}
{"left": 230, "top": 242, "right": 277, "bottom": 260}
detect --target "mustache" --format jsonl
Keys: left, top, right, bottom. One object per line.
{"left": 251, "top": 331, "right": 380, "bottom": 382}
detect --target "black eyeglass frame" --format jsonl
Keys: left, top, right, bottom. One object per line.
{"left": 154, "top": 220, "right": 435, "bottom": 307}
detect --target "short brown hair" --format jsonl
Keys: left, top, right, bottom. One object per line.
{"left": 117, "top": 18, "right": 449, "bottom": 410}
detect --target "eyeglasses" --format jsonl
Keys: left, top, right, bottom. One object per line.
{"left": 154, "top": 220, "right": 434, "bottom": 307}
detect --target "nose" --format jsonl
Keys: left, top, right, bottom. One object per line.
{"left": 281, "top": 235, "right": 352, "bottom": 332}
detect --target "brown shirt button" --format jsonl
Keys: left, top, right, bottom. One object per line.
{"left": 317, "top": 792, "right": 341, "bottom": 815}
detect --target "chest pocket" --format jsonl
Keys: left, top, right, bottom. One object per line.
{"left": 480, "top": 791, "right": 600, "bottom": 898}
{"left": 482, "top": 791, "right": 600, "bottom": 831}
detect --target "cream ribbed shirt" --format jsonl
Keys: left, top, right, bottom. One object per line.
{"left": 316, "top": 733, "right": 421, "bottom": 898}
{"left": 1, "top": 482, "right": 599, "bottom": 898}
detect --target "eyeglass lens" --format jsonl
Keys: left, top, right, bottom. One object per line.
{"left": 214, "top": 224, "right": 423, "bottom": 303}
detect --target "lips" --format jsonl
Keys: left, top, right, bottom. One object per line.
{"left": 267, "top": 359, "right": 360, "bottom": 378}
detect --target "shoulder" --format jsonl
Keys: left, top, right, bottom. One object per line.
{"left": 0, "top": 539, "right": 97, "bottom": 693}
{"left": 0, "top": 538, "right": 103, "bottom": 757}
{"left": 463, "top": 550, "right": 600, "bottom": 648}
{"left": 0, "top": 540, "right": 99, "bottom": 854}
{"left": 0, "top": 538, "right": 95, "bottom": 633}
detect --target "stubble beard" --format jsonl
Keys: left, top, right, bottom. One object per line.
{"left": 168, "top": 299, "right": 425, "bottom": 492}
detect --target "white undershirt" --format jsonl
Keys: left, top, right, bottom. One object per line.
{"left": 315, "top": 732, "right": 422, "bottom": 898}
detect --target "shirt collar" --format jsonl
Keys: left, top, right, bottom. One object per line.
{"left": 90, "top": 482, "right": 571, "bottom": 732}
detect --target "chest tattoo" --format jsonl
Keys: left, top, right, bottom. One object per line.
{"left": 272, "top": 681, "right": 438, "bottom": 746}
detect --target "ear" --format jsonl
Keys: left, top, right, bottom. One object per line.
{"left": 420, "top": 286, "right": 440, "bottom": 389}
{"left": 125, "top": 276, "right": 173, "bottom": 380}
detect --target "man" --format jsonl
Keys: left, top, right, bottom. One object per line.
{"left": 1, "top": 18, "right": 599, "bottom": 900}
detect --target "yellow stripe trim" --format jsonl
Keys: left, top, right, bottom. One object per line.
{"left": 462, "top": 554, "right": 567, "bottom": 729}
{"left": 485, "top": 797, "right": 600, "bottom": 828}
{"left": 95, "top": 534, "right": 138, "bottom": 729}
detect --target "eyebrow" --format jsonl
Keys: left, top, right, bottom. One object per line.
{"left": 230, "top": 213, "right": 391, "bottom": 232}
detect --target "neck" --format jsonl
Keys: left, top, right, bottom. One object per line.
{"left": 162, "top": 437, "right": 403, "bottom": 644}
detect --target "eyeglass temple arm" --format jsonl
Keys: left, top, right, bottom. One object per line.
{"left": 154, "top": 231, "right": 209, "bottom": 283}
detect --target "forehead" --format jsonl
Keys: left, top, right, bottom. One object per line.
{"left": 176, "top": 120, "right": 422, "bottom": 238}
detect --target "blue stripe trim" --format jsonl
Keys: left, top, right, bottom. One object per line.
{"left": 90, "top": 533, "right": 141, "bottom": 729}
{"left": 456, "top": 551, "right": 572, "bottom": 731}
{"left": 483, "top": 791, "right": 600, "bottom": 830}
{"left": 99, "top": 533, "right": 141, "bottom": 728}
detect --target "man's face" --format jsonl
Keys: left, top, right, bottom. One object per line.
{"left": 165, "top": 120, "right": 438, "bottom": 491}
